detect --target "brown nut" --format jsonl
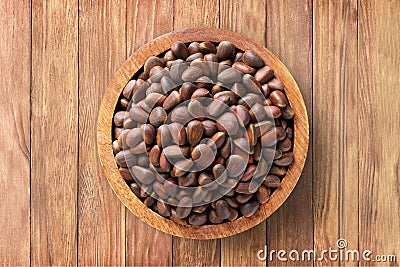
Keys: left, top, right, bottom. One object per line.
{"left": 163, "top": 145, "right": 190, "bottom": 159}
{"left": 281, "top": 106, "right": 294, "bottom": 120}
{"left": 217, "top": 112, "right": 239, "bottom": 135}
{"left": 119, "top": 167, "right": 133, "bottom": 181}
{"left": 231, "top": 83, "right": 247, "bottom": 97}
{"left": 178, "top": 172, "right": 198, "bottom": 187}
{"left": 242, "top": 50, "right": 264, "bottom": 68}
{"left": 191, "top": 144, "right": 215, "bottom": 168}
{"left": 215, "top": 200, "right": 231, "bottom": 220}
{"left": 169, "top": 122, "right": 187, "bottom": 145}
{"left": 170, "top": 60, "right": 187, "bottom": 83}
{"left": 218, "top": 67, "right": 243, "bottom": 84}
{"left": 123, "top": 80, "right": 136, "bottom": 99}
{"left": 188, "top": 42, "right": 200, "bottom": 55}
{"left": 199, "top": 41, "right": 217, "bottom": 54}
{"left": 157, "top": 200, "right": 171, "bottom": 217}
{"left": 201, "top": 120, "right": 218, "bottom": 137}
{"left": 188, "top": 213, "right": 208, "bottom": 226}
{"left": 131, "top": 166, "right": 155, "bottom": 185}
{"left": 179, "top": 82, "right": 196, "bottom": 101}
{"left": 171, "top": 41, "right": 188, "bottom": 59}
{"left": 213, "top": 164, "right": 227, "bottom": 184}
{"left": 163, "top": 91, "right": 181, "bottom": 111}
{"left": 217, "top": 41, "right": 235, "bottom": 60}
{"left": 270, "top": 90, "right": 288, "bottom": 108}
{"left": 153, "top": 182, "right": 169, "bottom": 199}
{"left": 172, "top": 159, "right": 193, "bottom": 177}
{"left": 164, "top": 50, "right": 176, "bottom": 62}
{"left": 267, "top": 78, "right": 284, "bottom": 90}
{"left": 278, "top": 138, "right": 292, "bottom": 152}
{"left": 191, "top": 88, "right": 210, "bottom": 99}
{"left": 149, "top": 145, "right": 161, "bottom": 166}
{"left": 114, "top": 111, "right": 129, "bottom": 127}
{"left": 186, "top": 120, "right": 204, "bottom": 146}
{"left": 149, "top": 107, "right": 167, "bottom": 127}
{"left": 232, "top": 61, "right": 255, "bottom": 74}
{"left": 164, "top": 179, "right": 177, "bottom": 197}
{"left": 219, "top": 137, "right": 231, "bottom": 159}
{"left": 226, "top": 155, "right": 247, "bottom": 177}
{"left": 176, "top": 197, "right": 193, "bottom": 218}
{"left": 187, "top": 99, "right": 207, "bottom": 118}
{"left": 263, "top": 175, "right": 281, "bottom": 187}
{"left": 182, "top": 66, "right": 203, "bottom": 82}
{"left": 140, "top": 124, "right": 156, "bottom": 144}
{"left": 144, "top": 56, "right": 163, "bottom": 75}
{"left": 209, "top": 209, "right": 224, "bottom": 224}
{"left": 273, "top": 152, "right": 294, "bottom": 166}
{"left": 186, "top": 52, "right": 204, "bottom": 63}
{"left": 129, "top": 105, "right": 148, "bottom": 124}
{"left": 125, "top": 128, "right": 143, "bottom": 148}
{"left": 209, "top": 132, "right": 226, "bottom": 148}
{"left": 256, "top": 185, "right": 271, "bottom": 204}
{"left": 171, "top": 106, "right": 192, "bottom": 124}
{"left": 156, "top": 124, "right": 172, "bottom": 148}
{"left": 255, "top": 65, "right": 274, "bottom": 84}
{"left": 261, "top": 128, "right": 279, "bottom": 147}
{"left": 240, "top": 199, "right": 260, "bottom": 217}
{"left": 242, "top": 74, "right": 261, "bottom": 94}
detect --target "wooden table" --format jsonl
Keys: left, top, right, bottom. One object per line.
{"left": 1, "top": 0, "right": 399, "bottom": 266}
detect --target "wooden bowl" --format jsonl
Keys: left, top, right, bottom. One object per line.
{"left": 97, "top": 28, "right": 309, "bottom": 239}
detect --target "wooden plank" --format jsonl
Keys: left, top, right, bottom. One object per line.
{"left": 220, "top": 223, "right": 266, "bottom": 266}
{"left": 0, "top": 1, "right": 31, "bottom": 266}
{"left": 78, "top": 1, "right": 126, "bottom": 265}
{"left": 219, "top": 1, "right": 267, "bottom": 266}
{"left": 173, "top": 238, "right": 221, "bottom": 266}
{"left": 173, "top": 0, "right": 219, "bottom": 30}
{"left": 172, "top": 1, "right": 221, "bottom": 266}
{"left": 125, "top": 0, "right": 173, "bottom": 265}
{"left": 127, "top": 0, "right": 175, "bottom": 53}
{"left": 220, "top": 0, "right": 266, "bottom": 45}
{"left": 313, "top": 0, "right": 359, "bottom": 266}
{"left": 31, "top": 0, "right": 78, "bottom": 265}
{"left": 358, "top": 0, "right": 400, "bottom": 265}
{"left": 334, "top": 2, "right": 359, "bottom": 266}
{"left": 266, "top": 1, "right": 314, "bottom": 266}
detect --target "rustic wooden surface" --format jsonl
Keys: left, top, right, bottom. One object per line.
{"left": 1, "top": 0, "right": 399, "bottom": 266}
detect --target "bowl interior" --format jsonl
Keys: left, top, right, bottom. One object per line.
{"left": 97, "top": 28, "right": 309, "bottom": 239}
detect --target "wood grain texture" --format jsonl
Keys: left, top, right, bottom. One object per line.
{"left": 127, "top": 0, "right": 175, "bottom": 54}
{"left": 173, "top": 238, "right": 221, "bottom": 267}
{"left": 220, "top": 0, "right": 267, "bottom": 45}
{"left": 173, "top": 0, "right": 219, "bottom": 29}
{"left": 266, "top": 0, "right": 313, "bottom": 266}
{"left": 358, "top": 0, "right": 400, "bottom": 265}
{"left": 31, "top": 0, "right": 78, "bottom": 265}
{"left": 173, "top": 1, "right": 221, "bottom": 266}
{"left": 0, "top": 2, "right": 398, "bottom": 266}
{"left": 0, "top": 1, "right": 30, "bottom": 266}
{"left": 221, "top": 224, "right": 266, "bottom": 266}
{"left": 219, "top": 1, "right": 267, "bottom": 266}
{"left": 313, "top": 1, "right": 359, "bottom": 266}
{"left": 78, "top": 1, "right": 126, "bottom": 265}
{"left": 126, "top": 0, "right": 173, "bottom": 265}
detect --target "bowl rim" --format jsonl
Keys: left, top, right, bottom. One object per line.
{"left": 97, "top": 27, "right": 309, "bottom": 239}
